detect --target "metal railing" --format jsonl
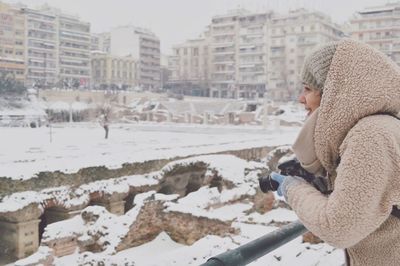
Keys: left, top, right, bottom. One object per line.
{"left": 200, "top": 220, "right": 307, "bottom": 266}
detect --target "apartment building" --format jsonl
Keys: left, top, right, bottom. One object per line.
{"left": 168, "top": 37, "right": 210, "bottom": 96}
{"left": 236, "top": 12, "right": 272, "bottom": 99}
{"left": 57, "top": 12, "right": 91, "bottom": 88}
{"left": 267, "top": 9, "right": 343, "bottom": 101}
{"left": 110, "top": 26, "right": 160, "bottom": 90}
{"left": 22, "top": 6, "right": 58, "bottom": 87}
{"left": 0, "top": 2, "right": 25, "bottom": 83}
{"left": 160, "top": 54, "right": 170, "bottom": 90}
{"left": 91, "top": 32, "right": 111, "bottom": 53}
{"left": 91, "top": 51, "right": 136, "bottom": 89}
{"left": 169, "top": 8, "right": 342, "bottom": 101}
{"left": 6, "top": 3, "right": 91, "bottom": 89}
{"left": 350, "top": 3, "right": 400, "bottom": 66}
{"left": 208, "top": 10, "right": 273, "bottom": 99}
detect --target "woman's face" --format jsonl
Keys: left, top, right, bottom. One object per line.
{"left": 299, "top": 84, "right": 321, "bottom": 116}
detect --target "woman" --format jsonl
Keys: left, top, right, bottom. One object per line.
{"left": 271, "top": 39, "right": 400, "bottom": 265}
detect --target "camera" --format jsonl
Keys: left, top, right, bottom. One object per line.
{"left": 259, "top": 158, "right": 329, "bottom": 194}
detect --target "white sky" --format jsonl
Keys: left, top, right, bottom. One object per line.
{"left": 4, "top": 0, "right": 393, "bottom": 53}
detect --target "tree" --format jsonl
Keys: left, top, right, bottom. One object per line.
{"left": 0, "top": 71, "right": 26, "bottom": 95}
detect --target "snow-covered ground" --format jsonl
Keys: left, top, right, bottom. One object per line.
{"left": 3, "top": 111, "right": 344, "bottom": 266}
{"left": 50, "top": 214, "right": 344, "bottom": 266}
{"left": 0, "top": 121, "right": 300, "bottom": 180}
{"left": 9, "top": 153, "right": 344, "bottom": 266}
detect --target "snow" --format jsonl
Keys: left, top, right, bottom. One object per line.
{"left": 42, "top": 215, "right": 85, "bottom": 241}
{"left": 161, "top": 154, "right": 266, "bottom": 185}
{"left": 47, "top": 219, "right": 344, "bottom": 266}
{"left": 238, "top": 208, "right": 299, "bottom": 224}
{"left": 14, "top": 246, "right": 53, "bottom": 266}
{"left": 6, "top": 108, "right": 344, "bottom": 266}
{"left": 112, "top": 232, "right": 184, "bottom": 263}
{"left": 0, "top": 122, "right": 300, "bottom": 180}
{"left": 165, "top": 186, "right": 254, "bottom": 221}
{"left": 40, "top": 191, "right": 157, "bottom": 255}
{"left": 275, "top": 103, "right": 306, "bottom": 123}
{"left": 0, "top": 170, "right": 159, "bottom": 212}
{"left": 42, "top": 191, "right": 158, "bottom": 255}
{"left": 0, "top": 191, "right": 48, "bottom": 212}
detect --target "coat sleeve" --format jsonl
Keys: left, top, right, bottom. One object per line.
{"left": 287, "top": 129, "right": 397, "bottom": 248}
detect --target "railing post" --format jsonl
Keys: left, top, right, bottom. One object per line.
{"left": 200, "top": 220, "right": 307, "bottom": 266}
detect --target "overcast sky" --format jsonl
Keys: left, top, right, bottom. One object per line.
{"left": 5, "top": 0, "right": 394, "bottom": 53}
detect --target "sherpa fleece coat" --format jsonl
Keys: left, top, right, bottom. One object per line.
{"left": 287, "top": 39, "right": 400, "bottom": 266}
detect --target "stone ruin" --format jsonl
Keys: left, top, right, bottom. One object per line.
{"left": 0, "top": 145, "right": 300, "bottom": 266}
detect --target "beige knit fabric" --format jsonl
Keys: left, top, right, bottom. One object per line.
{"left": 287, "top": 39, "right": 400, "bottom": 266}
{"left": 292, "top": 108, "right": 324, "bottom": 175}
{"left": 300, "top": 42, "right": 339, "bottom": 90}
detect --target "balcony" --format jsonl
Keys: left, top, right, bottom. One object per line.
{"left": 213, "top": 69, "right": 235, "bottom": 74}
{"left": 212, "top": 31, "right": 236, "bottom": 37}
{"left": 213, "top": 49, "right": 235, "bottom": 55}
{"left": 212, "top": 41, "right": 235, "bottom": 49}
{"left": 239, "top": 49, "right": 264, "bottom": 55}
{"left": 297, "top": 39, "right": 317, "bottom": 46}
{"left": 269, "top": 53, "right": 285, "bottom": 58}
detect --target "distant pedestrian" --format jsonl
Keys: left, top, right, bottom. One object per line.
{"left": 99, "top": 113, "right": 109, "bottom": 139}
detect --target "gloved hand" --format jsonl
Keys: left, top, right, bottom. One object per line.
{"left": 271, "top": 172, "right": 305, "bottom": 200}
{"left": 270, "top": 172, "right": 286, "bottom": 197}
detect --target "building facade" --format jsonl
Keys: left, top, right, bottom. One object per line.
{"left": 350, "top": 2, "right": 400, "bottom": 66}
{"left": 267, "top": 9, "right": 343, "bottom": 101}
{"left": 209, "top": 10, "right": 273, "bottom": 99}
{"left": 0, "top": 2, "right": 25, "bottom": 83}
{"left": 168, "top": 8, "right": 344, "bottom": 101}
{"left": 91, "top": 32, "right": 111, "bottom": 53}
{"left": 22, "top": 6, "right": 58, "bottom": 88}
{"left": 57, "top": 12, "right": 91, "bottom": 88}
{"left": 167, "top": 37, "right": 210, "bottom": 96}
{"left": 5, "top": 3, "right": 92, "bottom": 89}
{"left": 91, "top": 51, "right": 136, "bottom": 90}
{"left": 110, "top": 26, "right": 160, "bottom": 90}
{"left": 236, "top": 12, "right": 272, "bottom": 99}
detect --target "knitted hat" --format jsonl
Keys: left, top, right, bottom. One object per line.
{"left": 301, "top": 41, "right": 339, "bottom": 91}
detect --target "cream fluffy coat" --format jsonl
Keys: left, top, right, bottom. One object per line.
{"left": 288, "top": 39, "right": 400, "bottom": 265}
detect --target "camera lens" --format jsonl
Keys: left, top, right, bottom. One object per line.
{"left": 258, "top": 175, "right": 279, "bottom": 193}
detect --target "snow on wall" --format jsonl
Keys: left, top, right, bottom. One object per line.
{"left": 0, "top": 169, "right": 160, "bottom": 213}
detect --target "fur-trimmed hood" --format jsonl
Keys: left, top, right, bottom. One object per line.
{"left": 315, "top": 39, "right": 400, "bottom": 174}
